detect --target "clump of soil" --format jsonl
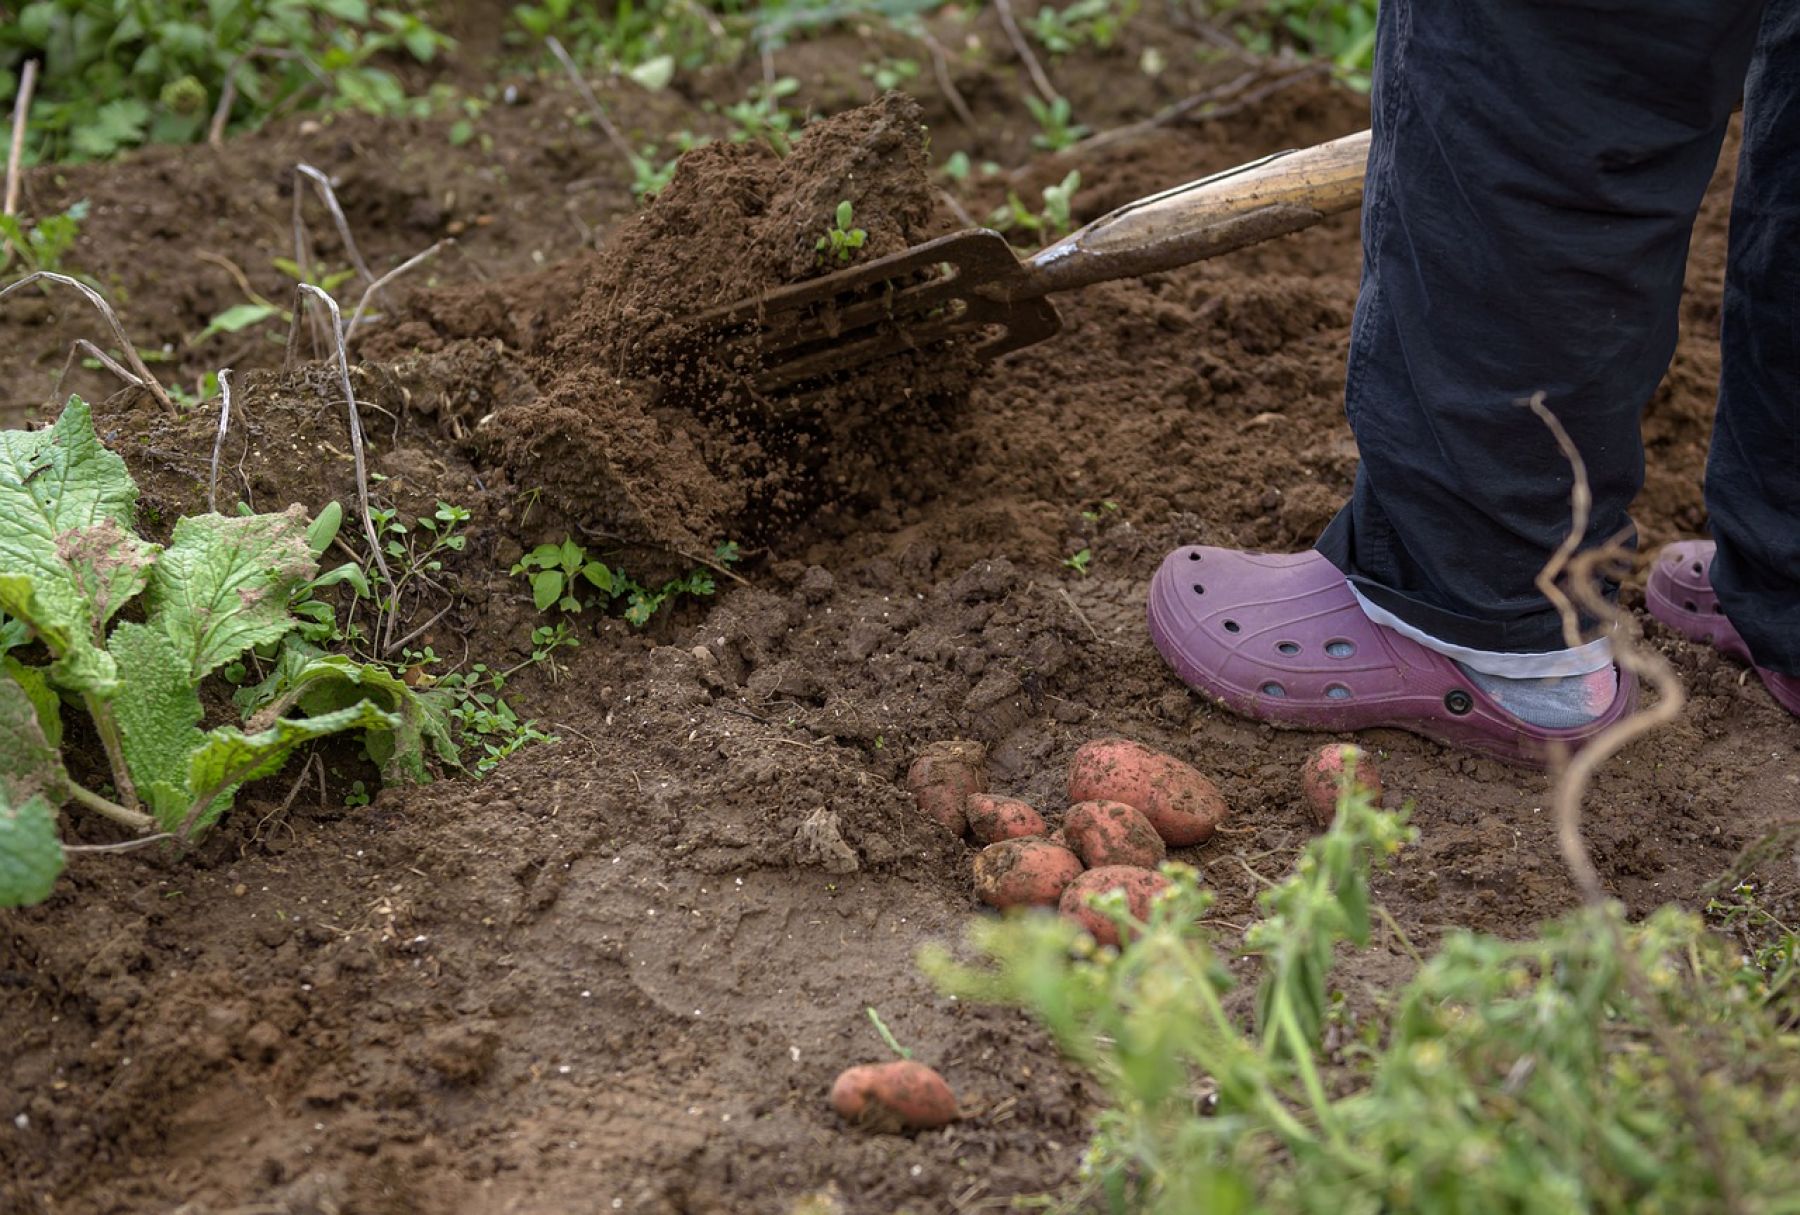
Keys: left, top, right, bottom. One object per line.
{"left": 470, "top": 92, "right": 985, "bottom": 554}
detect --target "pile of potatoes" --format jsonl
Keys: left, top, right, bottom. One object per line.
{"left": 909, "top": 737, "right": 1232, "bottom": 949}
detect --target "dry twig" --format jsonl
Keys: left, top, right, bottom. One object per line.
{"left": 991, "top": 0, "right": 1061, "bottom": 105}
{"left": 3, "top": 57, "right": 39, "bottom": 261}
{"left": 208, "top": 368, "right": 236, "bottom": 512}
{"left": 545, "top": 36, "right": 641, "bottom": 170}
{"left": 1526, "top": 391, "right": 1739, "bottom": 1214}
{"left": 295, "top": 164, "right": 378, "bottom": 291}
{"left": 209, "top": 49, "right": 330, "bottom": 148}
{"left": 56, "top": 338, "right": 144, "bottom": 400}
{"left": 345, "top": 238, "right": 451, "bottom": 342}
{"left": 0, "top": 272, "right": 177, "bottom": 415}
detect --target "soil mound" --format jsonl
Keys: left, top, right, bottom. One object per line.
{"left": 464, "top": 92, "right": 985, "bottom": 554}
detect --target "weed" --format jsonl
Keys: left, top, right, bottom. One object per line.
{"left": 0, "top": 0, "right": 453, "bottom": 162}
{"left": 0, "top": 201, "right": 89, "bottom": 276}
{"left": 1025, "top": 94, "right": 1089, "bottom": 152}
{"left": 860, "top": 55, "right": 920, "bottom": 91}
{"left": 864, "top": 1006, "right": 912, "bottom": 1059}
{"left": 510, "top": 0, "right": 725, "bottom": 74}
{"left": 720, "top": 77, "right": 802, "bottom": 155}
{"left": 1062, "top": 548, "right": 1092, "bottom": 576}
{"left": 816, "top": 200, "right": 868, "bottom": 264}
{"left": 1080, "top": 499, "right": 1119, "bottom": 523}
{"left": 1027, "top": 0, "right": 1139, "bottom": 55}
{"left": 1225, "top": 0, "right": 1378, "bottom": 90}
{"left": 512, "top": 535, "right": 737, "bottom": 627}
{"left": 989, "top": 170, "right": 1081, "bottom": 245}
{"left": 0, "top": 399, "right": 447, "bottom": 906}
{"left": 926, "top": 782, "right": 1800, "bottom": 1212}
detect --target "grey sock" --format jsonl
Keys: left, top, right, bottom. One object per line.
{"left": 1455, "top": 663, "right": 1619, "bottom": 729}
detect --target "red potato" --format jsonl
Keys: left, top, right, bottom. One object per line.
{"left": 1067, "top": 738, "right": 1228, "bottom": 846}
{"left": 1064, "top": 800, "right": 1167, "bottom": 870}
{"left": 1300, "top": 743, "right": 1384, "bottom": 828}
{"left": 973, "top": 838, "right": 1085, "bottom": 909}
{"left": 965, "top": 794, "right": 1048, "bottom": 844}
{"left": 1059, "top": 866, "right": 1173, "bottom": 949}
{"left": 906, "top": 740, "right": 988, "bottom": 837}
{"left": 830, "top": 1060, "right": 958, "bottom": 1131}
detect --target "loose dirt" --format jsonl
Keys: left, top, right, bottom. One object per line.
{"left": 3, "top": 11, "right": 1796, "bottom": 1215}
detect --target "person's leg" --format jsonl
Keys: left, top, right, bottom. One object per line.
{"left": 1315, "top": 0, "right": 1762, "bottom": 659}
{"left": 1707, "top": 0, "right": 1800, "bottom": 679}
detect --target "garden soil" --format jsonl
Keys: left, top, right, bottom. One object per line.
{"left": 3, "top": 12, "right": 1797, "bottom": 1215}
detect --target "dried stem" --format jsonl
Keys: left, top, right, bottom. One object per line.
{"left": 345, "top": 238, "right": 451, "bottom": 342}
{"left": 916, "top": 26, "right": 978, "bottom": 131}
{"left": 1069, "top": 66, "right": 1319, "bottom": 154}
{"left": 992, "top": 0, "right": 1061, "bottom": 105}
{"left": 208, "top": 368, "right": 235, "bottom": 512}
{"left": 56, "top": 339, "right": 144, "bottom": 403}
{"left": 64, "top": 832, "right": 174, "bottom": 855}
{"left": 3, "top": 57, "right": 39, "bottom": 261}
{"left": 1527, "top": 392, "right": 1738, "bottom": 1213}
{"left": 294, "top": 163, "right": 378, "bottom": 293}
{"left": 0, "top": 272, "right": 177, "bottom": 415}
{"left": 545, "top": 36, "right": 641, "bottom": 170}
{"left": 289, "top": 284, "right": 395, "bottom": 615}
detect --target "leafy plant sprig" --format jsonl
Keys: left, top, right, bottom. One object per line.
{"left": 0, "top": 399, "right": 445, "bottom": 907}
{"left": 816, "top": 200, "right": 868, "bottom": 265}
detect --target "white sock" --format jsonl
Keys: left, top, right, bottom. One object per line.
{"left": 1455, "top": 663, "right": 1619, "bottom": 728}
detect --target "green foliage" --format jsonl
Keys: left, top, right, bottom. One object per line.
{"left": 1025, "top": 94, "right": 1089, "bottom": 152}
{"left": 0, "top": 200, "right": 89, "bottom": 276}
{"left": 510, "top": 0, "right": 725, "bottom": 73}
{"left": 989, "top": 169, "right": 1081, "bottom": 244}
{"left": 0, "top": 399, "right": 444, "bottom": 906}
{"left": 860, "top": 54, "right": 919, "bottom": 91}
{"left": 720, "top": 76, "right": 802, "bottom": 155}
{"left": 926, "top": 786, "right": 1800, "bottom": 1214}
{"left": 815, "top": 199, "right": 868, "bottom": 264}
{"left": 1062, "top": 547, "right": 1091, "bottom": 576}
{"left": 0, "top": 0, "right": 453, "bottom": 163}
{"left": 1027, "top": 0, "right": 1138, "bottom": 55}
{"left": 511, "top": 535, "right": 737, "bottom": 628}
{"left": 1227, "top": 0, "right": 1378, "bottom": 90}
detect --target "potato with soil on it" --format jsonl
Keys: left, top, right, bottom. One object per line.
{"left": 965, "top": 794, "right": 1048, "bottom": 844}
{"left": 1300, "top": 743, "right": 1384, "bottom": 828}
{"left": 906, "top": 740, "right": 988, "bottom": 837}
{"left": 1064, "top": 800, "right": 1167, "bottom": 870}
{"left": 830, "top": 1060, "right": 958, "bottom": 1131}
{"left": 1059, "top": 866, "right": 1173, "bottom": 949}
{"left": 973, "top": 838, "right": 1085, "bottom": 909}
{"left": 1067, "top": 738, "right": 1229, "bottom": 846}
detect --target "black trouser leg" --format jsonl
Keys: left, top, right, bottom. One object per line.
{"left": 1316, "top": 0, "right": 1765, "bottom": 654}
{"left": 1709, "top": 2, "right": 1800, "bottom": 677}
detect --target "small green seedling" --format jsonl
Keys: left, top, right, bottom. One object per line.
{"left": 816, "top": 200, "right": 868, "bottom": 264}
{"left": 512, "top": 536, "right": 617, "bottom": 613}
{"left": 860, "top": 56, "right": 919, "bottom": 91}
{"left": 865, "top": 1006, "right": 913, "bottom": 1059}
{"left": 1081, "top": 499, "right": 1120, "bottom": 523}
{"left": 1025, "top": 95, "right": 1089, "bottom": 152}
{"left": 989, "top": 170, "right": 1082, "bottom": 246}
{"left": 1063, "top": 548, "right": 1093, "bottom": 576}
{"left": 0, "top": 201, "right": 89, "bottom": 277}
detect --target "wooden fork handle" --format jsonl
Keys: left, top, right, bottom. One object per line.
{"left": 1015, "top": 129, "right": 1371, "bottom": 299}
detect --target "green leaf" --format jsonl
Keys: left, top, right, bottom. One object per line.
{"left": 141, "top": 506, "right": 317, "bottom": 682}
{"left": 4, "top": 659, "right": 64, "bottom": 749}
{"left": 0, "top": 397, "right": 158, "bottom": 697}
{"left": 532, "top": 570, "right": 564, "bottom": 612}
{"left": 71, "top": 98, "right": 151, "bottom": 158}
{"left": 628, "top": 54, "right": 675, "bottom": 91}
{"left": 194, "top": 302, "right": 281, "bottom": 344}
{"left": 0, "top": 669, "right": 69, "bottom": 808}
{"left": 240, "top": 648, "right": 455, "bottom": 781}
{"left": 108, "top": 622, "right": 205, "bottom": 829}
{"left": 307, "top": 501, "right": 344, "bottom": 557}
{"left": 0, "top": 791, "right": 63, "bottom": 908}
{"left": 580, "top": 561, "right": 615, "bottom": 594}
{"left": 185, "top": 700, "right": 401, "bottom": 834}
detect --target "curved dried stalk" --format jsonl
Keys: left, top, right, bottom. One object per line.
{"left": 0, "top": 272, "right": 177, "bottom": 415}
{"left": 208, "top": 368, "right": 236, "bottom": 512}
{"left": 1526, "top": 392, "right": 1737, "bottom": 1213}
{"left": 992, "top": 0, "right": 1061, "bottom": 105}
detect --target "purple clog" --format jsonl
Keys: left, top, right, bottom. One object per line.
{"left": 1645, "top": 540, "right": 1800, "bottom": 716}
{"left": 1146, "top": 546, "right": 1639, "bottom": 766}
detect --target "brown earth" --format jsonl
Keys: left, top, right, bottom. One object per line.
{"left": 3, "top": 9, "right": 1797, "bottom": 1215}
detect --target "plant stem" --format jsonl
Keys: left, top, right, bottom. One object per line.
{"left": 67, "top": 781, "right": 153, "bottom": 832}
{"left": 83, "top": 695, "right": 140, "bottom": 812}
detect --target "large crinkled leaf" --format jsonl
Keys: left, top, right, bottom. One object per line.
{"left": 0, "top": 791, "right": 64, "bottom": 908}
{"left": 180, "top": 700, "right": 402, "bottom": 835}
{"left": 4, "top": 658, "right": 64, "bottom": 749}
{"left": 109, "top": 622, "right": 206, "bottom": 829}
{"left": 143, "top": 506, "right": 318, "bottom": 683}
{"left": 0, "top": 398, "right": 158, "bottom": 697}
{"left": 0, "top": 671, "right": 69, "bottom": 806}
{"left": 239, "top": 646, "right": 456, "bottom": 782}
{"left": 0, "top": 673, "right": 68, "bottom": 908}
